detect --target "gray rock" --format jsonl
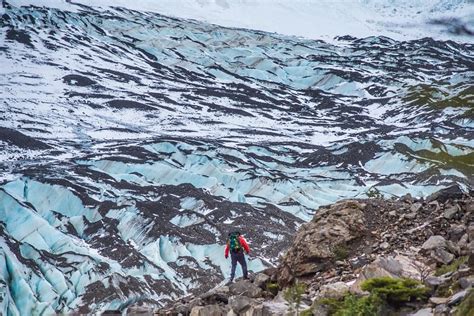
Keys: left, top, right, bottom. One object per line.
{"left": 349, "top": 256, "right": 370, "bottom": 269}
{"left": 433, "top": 304, "right": 448, "bottom": 315}
{"left": 404, "top": 212, "right": 417, "bottom": 220}
{"left": 229, "top": 280, "right": 263, "bottom": 298}
{"left": 253, "top": 273, "right": 270, "bottom": 289}
{"left": 447, "top": 289, "right": 468, "bottom": 306}
{"left": 463, "top": 202, "right": 474, "bottom": 214}
{"left": 468, "top": 224, "right": 474, "bottom": 242}
{"left": 428, "top": 201, "right": 440, "bottom": 212}
{"left": 425, "top": 276, "right": 450, "bottom": 287}
{"left": 401, "top": 193, "right": 414, "bottom": 204}
{"left": 410, "top": 203, "right": 423, "bottom": 213}
{"left": 410, "top": 308, "right": 433, "bottom": 316}
{"left": 389, "top": 210, "right": 397, "bottom": 217}
{"left": 422, "top": 236, "right": 447, "bottom": 251}
{"left": 443, "top": 205, "right": 459, "bottom": 220}
{"left": 448, "top": 224, "right": 466, "bottom": 242}
{"left": 459, "top": 275, "right": 474, "bottom": 289}
{"left": 380, "top": 242, "right": 390, "bottom": 250}
{"left": 278, "top": 200, "right": 367, "bottom": 285}
{"left": 430, "top": 248, "right": 454, "bottom": 265}
{"left": 426, "top": 185, "right": 464, "bottom": 203}
{"left": 429, "top": 297, "right": 449, "bottom": 305}
{"left": 319, "top": 282, "right": 349, "bottom": 299}
{"left": 229, "top": 296, "right": 252, "bottom": 313}
{"left": 190, "top": 304, "right": 224, "bottom": 316}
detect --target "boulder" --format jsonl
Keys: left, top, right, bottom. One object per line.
{"left": 443, "top": 205, "right": 459, "bottom": 220}
{"left": 468, "top": 224, "right": 474, "bottom": 242}
{"left": 350, "top": 255, "right": 424, "bottom": 293}
{"left": 190, "top": 305, "right": 224, "bottom": 316}
{"left": 447, "top": 289, "right": 468, "bottom": 306}
{"left": 425, "top": 276, "right": 450, "bottom": 288}
{"left": 410, "top": 203, "right": 422, "bottom": 213}
{"left": 429, "top": 297, "right": 449, "bottom": 305}
{"left": 433, "top": 304, "right": 448, "bottom": 315}
{"left": 318, "top": 282, "right": 349, "bottom": 300}
{"left": 430, "top": 248, "right": 454, "bottom": 265}
{"left": 410, "top": 308, "right": 433, "bottom": 316}
{"left": 229, "top": 296, "right": 252, "bottom": 314}
{"left": 278, "top": 200, "right": 367, "bottom": 285}
{"left": 421, "top": 236, "right": 447, "bottom": 251}
{"left": 254, "top": 273, "right": 270, "bottom": 289}
{"left": 229, "top": 280, "right": 263, "bottom": 298}
{"left": 448, "top": 224, "right": 466, "bottom": 242}
{"left": 459, "top": 276, "right": 474, "bottom": 289}
{"left": 426, "top": 185, "right": 464, "bottom": 203}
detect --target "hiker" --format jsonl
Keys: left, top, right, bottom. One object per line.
{"left": 224, "top": 231, "right": 250, "bottom": 282}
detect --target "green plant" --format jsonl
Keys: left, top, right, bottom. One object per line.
{"left": 333, "top": 244, "right": 349, "bottom": 261}
{"left": 455, "top": 289, "right": 474, "bottom": 316}
{"left": 266, "top": 281, "right": 279, "bottom": 296}
{"left": 318, "top": 294, "right": 380, "bottom": 316}
{"left": 435, "top": 256, "right": 468, "bottom": 276}
{"left": 361, "top": 277, "right": 429, "bottom": 305}
{"left": 318, "top": 277, "right": 429, "bottom": 315}
{"left": 284, "top": 282, "right": 307, "bottom": 315}
{"left": 299, "top": 308, "right": 313, "bottom": 316}
{"left": 366, "top": 188, "right": 383, "bottom": 199}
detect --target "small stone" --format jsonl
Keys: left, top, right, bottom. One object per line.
{"left": 401, "top": 193, "right": 414, "bottom": 204}
{"left": 228, "top": 296, "right": 252, "bottom": 313}
{"left": 190, "top": 304, "right": 224, "bottom": 316}
{"left": 463, "top": 201, "right": 474, "bottom": 213}
{"left": 380, "top": 242, "right": 390, "bottom": 250}
{"left": 389, "top": 210, "right": 397, "bottom": 217}
{"left": 425, "top": 276, "right": 449, "bottom": 287}
{"left": 410, "top": 202, "right": 422, "bottom": 213}
{"left": 404, "top": 212, "right": 417, "bottom": 220}
{"left": 253, "top": 273, "right": 270, "bottom": 289}
{"left": 319, "top": 282, "right": 349, "bottom": 300}
{"left": 459, "top": 276, "right": 474, "bottom": 289}
{"left": 429, "top": 297, "right": 449, "bottom": 305}
{"left": 428, "top": 200, "right": 440, "bottom": 212}
{"left": 443, "top": 205, "right": 459, "bottom": 220}
{"left": 468, "top": 224, "right": 474, "bottom": 242}
{"left": 421, "top": 236, "right": 447, "bottom": 251}
{"left": 434, "top": 304, "right": 448, "bottom": 315}
{"left": 410, "top": 308, "right": 433, "bottom": 316}
{"left": 229, "top": 280, "right": 263, "bottom": 298}
{"left": 430, "top": 248, "right": 454, "bottom": 265}
{"left": 448, "top": 224, "right": 466, "bottom": 242}
{"left": 448, "top": 289, "right": 468, "bottom": 306}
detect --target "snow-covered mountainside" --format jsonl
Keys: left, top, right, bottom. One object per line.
{"left": 0, "top": 0, "right": 473, "bottom": 314}
{"left": 6, "top": 0, "right": 474, "bottom": 43}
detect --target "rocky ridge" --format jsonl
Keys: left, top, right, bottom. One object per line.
{"left": 154, "top": 186, "right": 474, "bottom": 315}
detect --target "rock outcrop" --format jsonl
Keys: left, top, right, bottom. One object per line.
{"left": 154, "top": 189, "right": 474, "bottom": 315}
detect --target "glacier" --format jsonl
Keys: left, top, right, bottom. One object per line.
{"left": 0, "top": 0, "right": 473, "bottom": 314}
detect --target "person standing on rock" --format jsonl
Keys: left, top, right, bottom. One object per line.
{"left": 225, "top": 231, "right": 250, "bottom": 283}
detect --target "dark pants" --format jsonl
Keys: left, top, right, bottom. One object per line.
{"left": 230, "top": 251, "right": 247, "bottom": 281}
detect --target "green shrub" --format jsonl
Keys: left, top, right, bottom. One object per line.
{"left": 366, "top": 188, "right": 383, "bottom": 199}
{"left": 333, "top": 244, "right": 349, "bottom": 261}
{"left": 299, "top": 308, "right": 313, "bottom": 316}
{"left": 284, "top": 282, "right": 307, "bottom": 315}
{"left": 435, "top": 256, "right": 468, "bottom": 276}
{"left": 318, "top": 277, "right": 428, "bottom": 315}
{"left": 318, "top": 294, "right": 380, "bottom": 316}
{"left": 266, "top": 282, "right": 279, "bottom": 296}
{"left": 361, "top": 277, "right": 429, "bottom": 305}
{"left": 455, "top": 289, "right": 474, "bottom": 316}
